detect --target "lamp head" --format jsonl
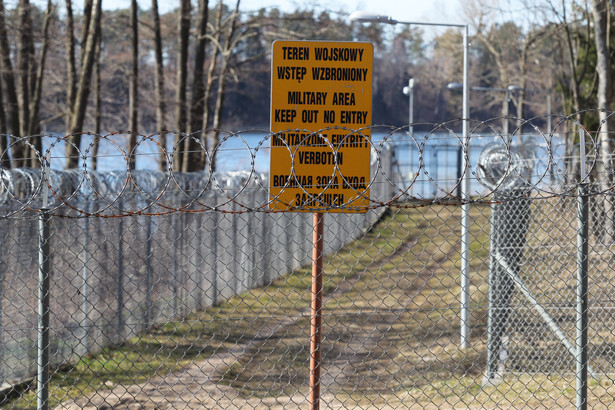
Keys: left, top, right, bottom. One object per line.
{"left": 349, "top": 11, "right": 398, "bottom": 25}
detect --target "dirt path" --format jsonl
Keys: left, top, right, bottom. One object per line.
{"left": 56, "top": 237, "right": 422, "bottom": 408}
{"left": 56, "top": 208, "right": 460, "bottom": 409}
{"left": 318, "top": 225, "right": 460, "bottom": 407}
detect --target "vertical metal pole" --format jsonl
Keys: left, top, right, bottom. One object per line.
{"left": 172, "top": 212, "right": 179, "bottom": 316}
{"left": 212, "top": 211, "right": 218, "bottom": 305}
{"left": 37, "top": 208, "right": 51, "bottom": 410}
{"left": 457, "top": 146, "right": 463, "bottom": 199}
{"left": 576, "top": 183, "right": 589, "bottom": 410}
{"left": 248, "top": 190, "right": 255, "bottom": 288}
{"left": 504, "top": 88, "right": 510, "bottom": 143}
{"left": 433, "top": 150, "right": 438, "bottom": 198}
{"left": 310, "top": 212, "right": 324, "bottom": 410}
{"left": 145, "top": 216, "right": 153, "bottom": 327}
{"left": 117, "top": 204, "right": 125, "bottom": 337}
{"left": 196, "top": 213, "right": 204, "bottom": 308}
{"left": 460, "top": 24, "right": 471, "bottom": 349}
{"left": 37, "top": 162, "right": 51, "bottom": 410}
{"left": 0, "top": 231, "right": 3, "bottom": 385}
{"left": 82, "top": 214, "right": 90, "bottom": 354}
{"left": 232, "top": 201, "right": 238, "bottom": 293}
{"left": 408, "top": 79, "right": 414, "bottom": 190}
{"left": 576, "top": 128, "right": 589, "bottom": 410}
{"left": 484, "top": 202, "right": 498, "bottom": 381}
{"left": 548, "top": 93, "right": 555, "bottom": 185}
{"left": 547, "top": 92, "right": 552, "bottom": 137}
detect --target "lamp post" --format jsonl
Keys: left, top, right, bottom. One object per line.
{"left": 403, "top": 78, "right": 415, "bottom": 194}
{"left": 403, "top": 78, "right": 415, "bottom": 136}
{"left": 505, "top": 85, "right": 524, "bottom": 144}
{"left": 350, "top": 11, "right": 472, "bottom": 349}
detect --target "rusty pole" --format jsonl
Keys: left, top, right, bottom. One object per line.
{"left": 310, "top": 212, "right": 324, "bottom": 409}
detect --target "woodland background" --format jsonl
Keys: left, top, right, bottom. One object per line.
{"left": 0, "top": 0, "right": 611, "bottom": 171}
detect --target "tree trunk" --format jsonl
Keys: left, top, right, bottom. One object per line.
{"left": 17, "top": 0, "right": 34, "bottom": 139}
{"left": 66, "top": 0, "right": 102, "bottom": 168}
{"left": 80, "top": 0, "right": 94, "bottom": 65}
{"left": 0, "top": 68, "right": 7, "bottom": 168}
{"left": 65, "top": 0, "right": 77, "bottom": 135}
{"left": 209, "top": 0, "right": 241, "bottom": 173}
{"left": 591, "top": 0, "right": 614, "bottom": 239}
{"left": 201, "top": 1, "right": 223, "bottom": 153}
{"left": 151, "top": 0, "right": 167, "bottom": 171}
{"left": 91, "top": 24, "right": 102, "bottom": 171}
{"left": 183, "top": 0, "right": 209, "bottom": 172}
{"left": 128, "top": 0, "right": 139, "bottom": 170}
{"left": 173, "top": 0, "right": 191, "bottom": 172}
{"left": 28, "top": 0, "right": 54, "bottom": 167}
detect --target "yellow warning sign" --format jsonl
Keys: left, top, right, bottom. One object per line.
{"left": 269, "top": 40, "right": 373, "bottom": 212}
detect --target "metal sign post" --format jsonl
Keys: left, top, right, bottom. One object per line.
{"left": 310, "top": 212, "right": 324, "bottom": 409}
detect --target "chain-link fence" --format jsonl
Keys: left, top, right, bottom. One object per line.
{"left": 0, "top": 117, "right": 614, "bottom": 408}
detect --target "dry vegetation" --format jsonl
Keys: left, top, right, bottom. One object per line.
{"left": 9, "top": 201, "right": 615, "bottom": 408}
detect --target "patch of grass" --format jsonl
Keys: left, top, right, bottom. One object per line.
{"left": 9, "top": 331, "right": 221, "bottom": 409}
{"left": 13, "top": 202, "right": 604, "bottom": 408}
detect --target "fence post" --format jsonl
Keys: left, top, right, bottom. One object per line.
{"left": 145, "top": 215, "right": 153, "bottom": 328}
{"left": 117, "top": 200, "right": 125, "bottom": 338}
{"left": 37, "top": 207, "right": 51, "bottom": 410}
{"left": 0, "top": 229, "right": 4, "bottom": 385}
{"left": 172, "top": 211, "right": 179, "bottom": 316}
{"left": 211, "top": 211, "right": 218, "bottom": 305}
{"left": 260, "top": 209, "right": 269, "bottom": 285}
{"left": 81, "top": 211, "right": 90, "bottom": 354}
{"left": 576, "top": 182, "right": 589, "bottom": 410}
{"left": 576, "top": 127, "right": 589, "bottom": 410}
{"left": 232, "top": 200, "right": 238, "bottom": 293}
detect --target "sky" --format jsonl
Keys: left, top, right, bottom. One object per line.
{"left": 229, "top": 0, "right": 463, "bottom": 25}
{"left": 29, "top": 0, "right": 465, "bottom": 28}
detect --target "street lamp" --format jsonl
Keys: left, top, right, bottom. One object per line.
{"left": 350, "top": 10, "right": 472, "bottom": 350}
{"left": 505, "top": 85, "right": 524, "bottom": 144}
{"left": 403, "top": 78, "right": 415, "bottom": 136}
{"left": 403, "top": 79, "right": 415, "bottom": 192}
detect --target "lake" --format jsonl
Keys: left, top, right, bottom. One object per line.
{"left": 37, "top": 130, "right": 566, "bottom": 200}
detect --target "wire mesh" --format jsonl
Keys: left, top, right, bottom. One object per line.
{"left": 0, "top": 117, "right": 614, "bottom": 408}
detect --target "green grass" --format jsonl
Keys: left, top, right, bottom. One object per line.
{"left": 9, "top": 202, "right": 610, "bottom": 408}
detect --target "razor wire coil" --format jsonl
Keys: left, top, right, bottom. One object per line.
{"left": 0, "top": 115, "right": 609, "bottom": 218}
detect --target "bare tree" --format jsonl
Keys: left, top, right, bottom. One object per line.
{"left": 17, "top": 0, "right": 34, "bottom": 147}
{"left": 27, "top": 0, "right": 54, "bottom": 166}
{"left": 182, "top": 0, "right": 209, "bottom": 172}
{"left": 201, "top": 2, "right": 224, "bottom": 137}
{"left": 66, "top": 0, "right": 102, "bottom": 168}
{"left": 208, "top": 0, "right": 241, "bottom": 172}
{"left": 65, "top": 0, "right": 77, "bottom": 135}
{"left": 173, "top": 0, "right": 191, "bottom": 172}
{"left": 0, "top": 0, "right": 54, "bottom": 168}
{"left": 546, "top": 0, "right": 594, "bottom": 181}
{"left": 80, "top": 0, "right": 94, "bottom": 66}
{"left": 151, "top": 0, "right": 167, "bottom": 170}
{"left": 91, "top": 18, "right": 102, "bottom": 170}
{"left": 0, "top": 55, "right": 6, "bottom": 167}
{"left": 0, "top": 0, "right": 22, "bottom": 166}
{"left": 590, "top": 0, "right": 614, "bottom": 238}
{"left": 128, "top": 0, "right": 139, "bottom": 170}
